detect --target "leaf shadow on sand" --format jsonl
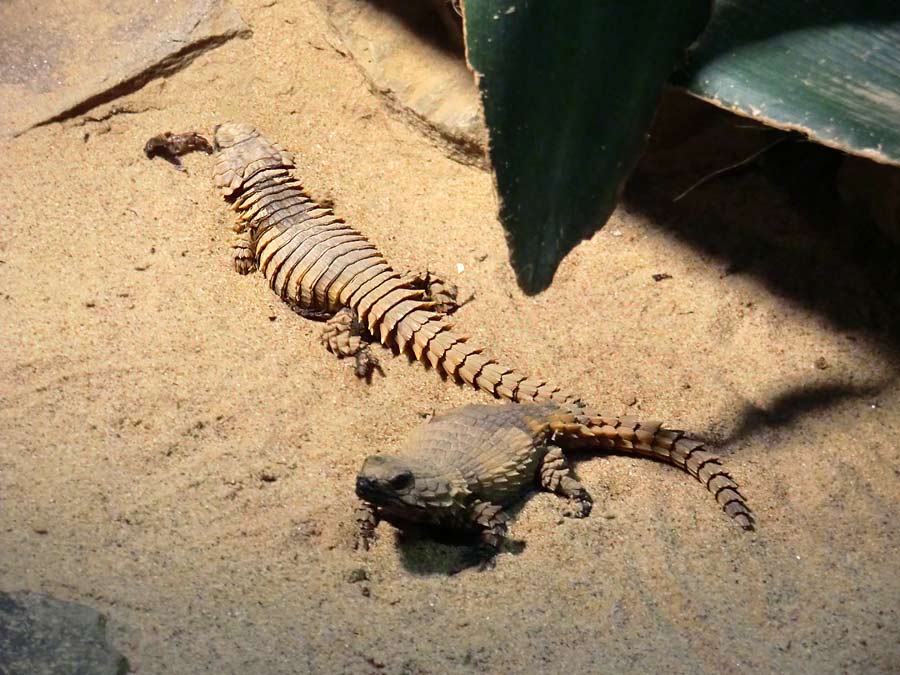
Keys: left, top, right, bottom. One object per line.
{"left": 718, "top": 381, "right": 889, "bottom": 449}
{"left": 626, "top": 91, "right": 900, "bottom": 362}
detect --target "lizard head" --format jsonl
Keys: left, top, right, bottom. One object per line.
{"left": 356, "top": 455, "right": 467, "bottom": 518}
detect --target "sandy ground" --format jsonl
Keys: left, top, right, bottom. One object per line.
{"left": 2, "top": 1, "right": 899, "bottom": 673}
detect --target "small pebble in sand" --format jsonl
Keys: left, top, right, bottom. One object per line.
{"left": 347, "top": 568, "right": 369, "bottom": 584}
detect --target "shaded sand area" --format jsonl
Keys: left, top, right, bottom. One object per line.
{"left": 1, "top": 0, "right": 898, "bottom": 672}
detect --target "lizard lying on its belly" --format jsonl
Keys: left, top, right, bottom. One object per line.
{"left": 355, "top": 402, "right": 752, "bottom": 567}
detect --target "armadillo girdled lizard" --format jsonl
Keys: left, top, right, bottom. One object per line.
{"left": 200, "top": 123, "right": 753, "bottom": 552}
{"left": 211, "top": 122, "right": 575, "bottom": 403}
{"left": 355, "top": 402, "right": 753, "bottom": 565}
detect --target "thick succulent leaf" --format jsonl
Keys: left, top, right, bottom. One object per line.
{"left": 464, "top": 1, "right": 710, "bottom": 293}
{"left": 675, "top": 0, "right": 900, "bottom": 166}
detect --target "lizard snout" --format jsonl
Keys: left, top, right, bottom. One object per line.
{"left": 356, "top": 475, "right": 376, "bottom": 498}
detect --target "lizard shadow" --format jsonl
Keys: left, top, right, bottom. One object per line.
{"left": 392, "top": 504, "right": 529, "bottom": 576}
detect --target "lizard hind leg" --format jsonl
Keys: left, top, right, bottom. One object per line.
{"left": 539, "top": 446, "right": 593, "bottom": 518}
{"left": 353, "top": 501, "right": 379, "bottom": 551}
{"left": 401, "top": 268, "right": 460, "bottom": 314}
{"left": 231, "top": 228, "right": 257, "bottom": 275}
{"left": 320, "top": 307, "right": 382, "bottom": 380}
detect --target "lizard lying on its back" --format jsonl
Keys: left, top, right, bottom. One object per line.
{"left": 208, "top": 122, "right": 575, "bottom": 402}
{"left": 356, "top": 402, "right": 752, "bottom": 565}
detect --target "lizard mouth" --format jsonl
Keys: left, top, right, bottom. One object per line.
{"left": 355, "top": 475, "right": 389, "bottom": 504}
{"left": 356, "top": 476, "right": 418, "bottom": 512}
{"left": 356, "top": 475, "right": 451, "bottom": 526}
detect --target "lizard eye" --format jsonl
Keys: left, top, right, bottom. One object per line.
{"left": 388, "top": 472, "right": 413, "bottom": 490}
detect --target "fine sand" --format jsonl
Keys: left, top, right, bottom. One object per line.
{"left": 2, "top": 1, "right": 898, "bottom": 672}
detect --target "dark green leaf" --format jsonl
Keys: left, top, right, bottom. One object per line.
{"left": 675, "top": 0, "right": 900, "bottom": 166}
{"left": 464, "top": 0, "right": 711, "bottom": 293}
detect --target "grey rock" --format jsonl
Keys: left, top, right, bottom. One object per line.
{"left": 319, "top": 0, "right": 487, "bottom": 167}
{"left": 0, "top": 591, "right": 129, "bottom": 675}
{"left": 0, "top": 0, "right": 251, "bottom": 137}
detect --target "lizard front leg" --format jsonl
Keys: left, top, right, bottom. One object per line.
{"left": 458, "top": 500, "right": 508, "bottom": 571}
{"left": 539, "top": 445, "right": 593, "bottom": 518}
{"left": 354, "top": 501, "right": 379, "bottom": 550}
{"left": 320, "top": 307, "right": 382, "bottom": 380}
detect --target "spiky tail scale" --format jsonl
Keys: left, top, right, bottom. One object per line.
{"left": 546, "top": 403, "right": 753, "bottom": 529}
{"left": 212, "top": 122, "right": 575, "bottom": 405}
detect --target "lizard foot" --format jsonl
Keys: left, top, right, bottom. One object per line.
{"left": 231, "top": 232, "right": 257, "bottom": 275}
{"left": 354, "top": 503, "right": 379, "bottom": 550}
{"left": 453, "top": 501, "right": 506, "bottom": 573}
{"left": 354, "top": 346, "right": 384, "bottom": 382}
{"left": 144, "top": 131, "right": 213, "bottom": 170}
{"left": 321, "top": 308, "right": 382, "bottom": 380}
{"left": 562, "top": 492, "right": 593, "bottom": 519}
{"left": 540, "top": 445, "right": 594, "bottom": 518}
{"left": 401, "top": 269, "right": 460, "bottom": 314}
{"left": 452, "top": 544, "right": 498, "bottom": 574}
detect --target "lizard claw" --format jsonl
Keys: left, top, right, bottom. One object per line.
{"left": 476, "top": 555, "right": 497, "bottom": 572}
{"left": 563, "top": 493, "right": 593, "bottom": 519}
{"left": 354, "top": 347, "right": 383, "bottom": 381}
{"left": 354, "top": 531, "right": 375, "bottom": 551}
